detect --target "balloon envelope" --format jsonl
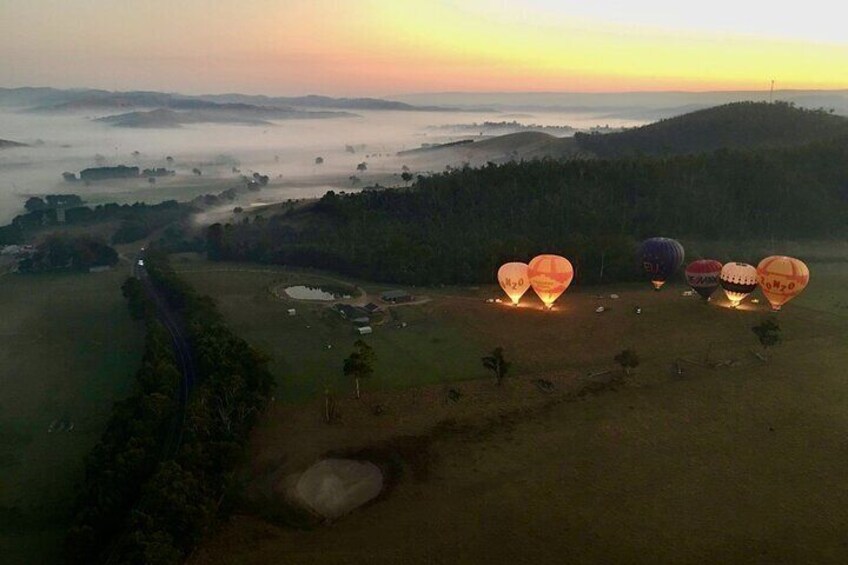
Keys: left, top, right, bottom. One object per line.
{"left": 719, "top": 262, "right": 758, "bottom": 306}
{"left": 639, "top": 237, "right": 685, "bottom": 290}
{"left": 685, "top": 259, "right": 723, "bottom": 300}
{"left": 497, "top": 262, "right": 531, "bottom": 305}
{"left": 528, "top": 254, "right": 574, "bottom": 308}
{"left": 757, "top": 256, "right": 809, "bottom": 311}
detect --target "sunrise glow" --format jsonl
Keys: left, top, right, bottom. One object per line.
{"left": 2, "top": 0, "right": 846, "bottom": 95}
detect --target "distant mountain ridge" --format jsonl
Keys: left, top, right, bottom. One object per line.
{"left": 0, "top": 87, "right": 456, "bottom": 112}
{"left": 96, "top": 106, "right": 355, "bottom": 128}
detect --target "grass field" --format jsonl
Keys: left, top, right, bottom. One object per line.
{"left": 0, "top": 268, "right": 143, "bottom": 564}
{"left": 174, "top": 252, "right": 846, "bottom": 401}
{"left": 174, "top": 256, "right": 487, "bottom": 403}
{"left": 176, "top": 251, "right": 848, "bottom": 564}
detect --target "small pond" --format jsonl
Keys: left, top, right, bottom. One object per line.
{"left": 284, "top": 285, "right": 352, "bottom": 301}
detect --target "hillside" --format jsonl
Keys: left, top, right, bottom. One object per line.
{"left": 575, "top": 101, "right": 848, "bottom": 157}
{"left": 206, "top": 134, "right": 848, "bottom": 286}
{"left": 0, "top": 138, "right": 28, "bottom": 149}
{"left": 399, "top": 132, "right": 580, "bottom": 169}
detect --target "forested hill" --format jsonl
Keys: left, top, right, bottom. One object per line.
{"left": 575, "top": 102, "right": 848, "bottom": 158}
{"left": 206, "top": 135, "right": 848, "bottom": 286}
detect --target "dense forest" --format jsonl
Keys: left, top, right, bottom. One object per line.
{"left": 66, "top": 254, "right": 275, "bottom": 564}
{"left": 575, "top": 102, "right": 848, "bottom": 158}
{"left": 207, "top": 134, "right": 848, "bottom": 286}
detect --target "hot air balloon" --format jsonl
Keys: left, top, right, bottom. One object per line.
{"left": 685, "top": 259, "right": 723, "bottom": 300}
{"left": 639, "top": 237, "right": 685, "bottom": 290}
{"left": 528, "top": 254, "right": 574, "bottom": 309}
{"left": 757, "top": 256, "right": 809, "bottom": 311}
{"left": 719, "top": 262, "right": 758, "bottom": 307}
{"left": 497, "top": 262, "right": 531, "bottom": 305}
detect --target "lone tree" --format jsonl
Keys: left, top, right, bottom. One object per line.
{"left": 482, "top": 346, "right": 510, "bottom": 385}
{"left": 343, "top": 339, "right": 375, "bottom": 399}
{"left": 615, "top": 349, "right": 640, "bottom": 376}
{"left": 356, "top": 162, "right": 368, "bottom": 172}
{"left": 401, "top": 171, "right": 413, "bottom": 185}
{"left": 315, "top": 156, "right": 324, "bottom": 165}
{"left": 752, "top": 317, "right": 781, "bottom": 358}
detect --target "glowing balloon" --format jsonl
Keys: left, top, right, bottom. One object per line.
{"left": 719, "top": 262, "right": 758, "bottom": 307}
{"left": 757, "top": 256, "right": 809, "bottom": 311}
{"left": 528, "top": 254, "right": 574, "bottom": 309}
{"left": 639, "top": 237, "right": 685, "bottom": 290}
{"left": 497, "top": 262, "right": 531, "bottom": 305}
{"left": 685, "top": 259, "right": 723, "bottom": 300}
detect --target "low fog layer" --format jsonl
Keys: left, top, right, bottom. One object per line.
{"left": 0, "top": 104, "right": 644, "bottom": 224}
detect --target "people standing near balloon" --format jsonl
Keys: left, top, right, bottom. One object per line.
{"left": 719, "top": 262, "right": 758, "bottom": 307}
{"left": 757, "top": 256, "right": 810, "bottom": 311}
{"left": 685, "top": 259, "right": 723, "bottom": 301}
{"left": 639, "top": 237, "right": 685, "bottom": 290}
{"left": 527, "top": 254, "right": 574, "bottom": 309}
{"left": 497, "top": 262, "right": 531, "bottom": 306}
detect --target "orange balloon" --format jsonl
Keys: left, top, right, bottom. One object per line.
{"left": 497, "top": 262, "right": 531, "bottom": 305}
{"left": 528, "top": 254, "right": 574, "bottom": 309}
{"left": 757, "top": 256, "right": 810, "bottom": 311}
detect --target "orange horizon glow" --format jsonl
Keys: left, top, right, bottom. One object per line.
{"left": 1, "top": 0, "right": 846, "bottom": 95}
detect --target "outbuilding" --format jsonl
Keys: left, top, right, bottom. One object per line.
{"left": 356, "top": 326, "right": 373, "bottom": 335}
{"left": 380, "top": 290, "right": 413, "bottom": 304}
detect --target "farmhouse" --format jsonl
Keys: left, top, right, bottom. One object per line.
{"left": 381, "top": 289, "right": 413, "bottom": 303}
{"left": 363, "top": 302, "right": 382, "bottom": 314}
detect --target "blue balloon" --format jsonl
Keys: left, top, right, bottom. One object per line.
{"left": 639, "top": 237, "right": 685, "bottom": 290}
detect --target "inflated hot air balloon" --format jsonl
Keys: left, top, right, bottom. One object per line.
{"left": 685, "top": 259, "right": 723, "bottom": 300}
{"left": 719, "top": 262, "right": 758, "bottom": 307}
{"left": 757, "top": 256, "right": 809, "bottom": 311}
{"left": 528, "top": 254, "right": 574, "bottom": 309}
{"left": 639, "top": 237, "right": 685, "bottom": 290}
{"left": 497, "top": 262, "right": 531, "bottom": 305}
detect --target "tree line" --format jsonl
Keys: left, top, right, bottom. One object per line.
{"left": 65, "top": 253, "right": 275, "bottom": 564}
{"left": 18, "top": 233, "right": 118, "bottom": 272}
{"left": 0, "top": 200, "right": 190, "bottom": 246}
{"left": 205, "top": 134, "right": 848, "bottom": 286}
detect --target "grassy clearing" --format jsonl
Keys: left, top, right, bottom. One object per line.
{"left": 0, "top": 268, "right": 143, "bottom": 564}
{"left": 181, "top": 251, "right": 848, "bottom": 564}
{"left": 173, "top": 255, "right": 486, "bottom": 403}
{"left": 175, "top": 252, "right": 846, "bottom": 401}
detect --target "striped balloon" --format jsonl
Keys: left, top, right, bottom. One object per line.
{"left": 685, "top": 259, "right": 723, "bottom": 300}
{"left": 639, "top": 237, "right": 685, "bottom": 290}
{"left": 720, "top": 262, "right": 758, "bottom": 307}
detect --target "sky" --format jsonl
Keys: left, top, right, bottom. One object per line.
{"left": 1, "top": 0, "right": 847, "bottom": 96}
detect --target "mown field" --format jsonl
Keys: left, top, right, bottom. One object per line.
{"left": 0, "top": 268, "right": 143, "bottom": 564}
{"left": 179, "top": 249, "right": 848, "bottom": 564}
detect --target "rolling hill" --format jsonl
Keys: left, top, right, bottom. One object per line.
{"left": 575, "top": 101, "right": 848, "bottom": 157}
{"left": 96, "top": 106, "right": 355, "bottom": 128}
{"left": 398, "top": 132, "right": 580, "bottom": 169}
{"left": 0, "top": 138, "right": 28, "bottom": 149}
